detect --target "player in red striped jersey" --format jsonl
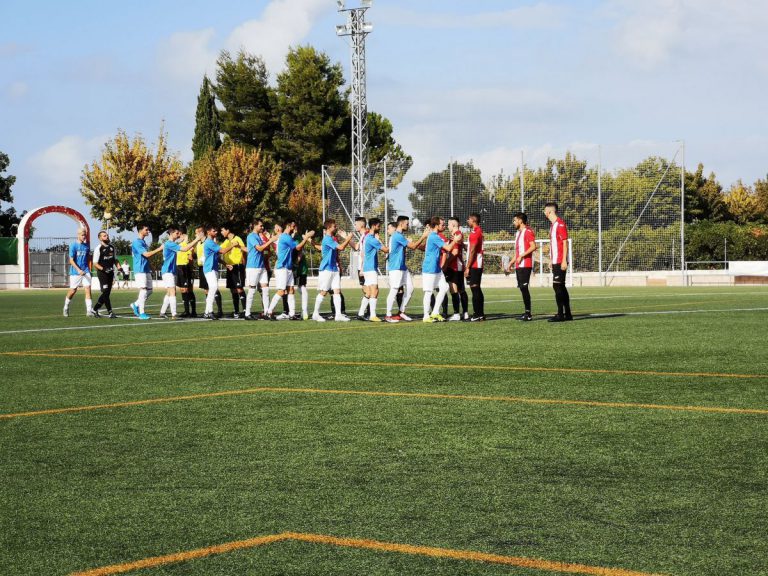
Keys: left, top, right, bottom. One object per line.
{"left": 445, "top": 216, "right": 469, "bottom": 321}
{"left": 507, "top": 212, "right": 536, "bottom": 321}
{"left": 464, "top": 212, "right": 485, "bottom": 321}
{"left": 544, "top": 202, "right": 573, "bottom": 322}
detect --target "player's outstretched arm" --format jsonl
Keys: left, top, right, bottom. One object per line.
{"left": 337, "top": 230, "right": 354, "bottom": 250}
{"left": 255, "top": 233, "right": 278, "bottom": 252}
{"left": 296, "top": 230, "right": 316, "bottom": 251}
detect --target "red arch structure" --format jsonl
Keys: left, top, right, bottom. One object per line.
{"left": 16, "top": 205, "right": 91, "bottom": 288}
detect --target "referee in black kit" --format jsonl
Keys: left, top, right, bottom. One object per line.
{"left": 92, "top": 230, "right": 118, "bottom": 318}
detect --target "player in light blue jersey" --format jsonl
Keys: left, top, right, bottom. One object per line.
{"left": 244, "top": 218, "right": 278, "bottom": 319}
{"left": 265, "top": 219, "right": 315, "bottom": 320}
{"left": 63, "top": 228, "right": 93, "bottom": 317}
{"left": 158, "top": 225, "right": 202, "bottom": 319}
{"left": 130, "top": 224, "right": 164, "bottom": 319}
{"left": 311, "top": 218, "right": 353, "bottom": 322}
{"left": 201, "top": 224, "right": 237, "bottom": 320}
{"left": 359, "top": 218, "right": 389, "bottom": 321}
{"left": 385, "top": 215, "right": 429, "bottom": 323}
{"left": 417, "top": 216, "right": 461, "bottom": 323}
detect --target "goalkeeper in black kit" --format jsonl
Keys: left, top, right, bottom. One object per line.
{"left": 92, "top": 230, "right": 119, "bottom": 318}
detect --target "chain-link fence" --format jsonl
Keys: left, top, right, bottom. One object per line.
{"left": 322, "top": 142, "right": 685, "bottom": 281}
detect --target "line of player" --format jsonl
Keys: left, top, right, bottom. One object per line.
{"left": 63, "top": 202, "right": 572, "bottom": 323}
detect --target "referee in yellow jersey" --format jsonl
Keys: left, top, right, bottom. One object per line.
{"left": 220, "top": 224, "right": 247, "bottom": 318}
{"left": 175, "top": 233, "right": 197, "bottom": 317}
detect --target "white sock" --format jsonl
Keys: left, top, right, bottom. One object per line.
{"left": 386, "top": 289, "right": 397, "bottom": 316}
{"left": 333, "top": 294, "right": 342, "bottom": 317}
{"left": 85, "top": 298, "right": 92, "bottom": 312}
{"left": 401, "top": 284, "right": 413, "bottom": 312}
{"left": 170, "top": 296, "right": 177, "bottom": 316}
{"left": 160, "top": 295, "right": 169, "bottom": 314}
{"left": 314, "top": 294, "right": 325, "bottom": 315}
{"left": 64, "top": 297, "right": 71, "bottom": 310}
{"left": 288, "top": 293, "right": 296, "bottom": 316}
{"left": 261, "top": 287, "right": 270, "bottom": 313}
{"left": 300, "top": 286, "right": 308, "bottom": 316}
{"left": 369, "top": 297, "right": 377, "bottom": 317}
{"left": 246, "top": 288, "right": 255, "bottom": 316}
{"left": 358, "top": 297, "right": 369, "bottom": 316}
{"left": 423, "top": 292, "right": 432, "bottom": 316}
{"left": 268, "top": 293, "right": 281, "bottom": 314}
{"left": 434, "top": 284, "right": 449, "bottom": 315}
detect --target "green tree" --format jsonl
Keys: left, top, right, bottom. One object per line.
{"left": 753, "top": 176, "right": 768, "bottom": 223}
{"left": 274, "top": 45, "right": 348, "bottom": 178}
{"left": 685, "top": 164, "right": 729, "bottom": 223}
{"left": 192, "top": 75, "right": 222, "bottom": 161}
{"left": 215, "top": 50, "right": 277, "bottom": 151}
{"left": 724, "top": 180, "right": 761, "bottom": 224}
{"left": 410, "top": 162, "right": 488, "bottom": 227}
{"left": 81, "top": 128, "right": 190, "bottom": 238}
{"left": 0, "top": 151, "right": 24, "bottom": 236}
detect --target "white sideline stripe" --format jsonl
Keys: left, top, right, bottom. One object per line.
{"left": 590, "top": 307, "right": 768, "bottom": 317}
{"left": 0, "top": 317, "right": 211, "bottom": 335}
{"left": 484, "top": 291, "right": 768, "bottom": 304}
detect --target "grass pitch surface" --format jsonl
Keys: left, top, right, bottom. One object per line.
{"left": 1, "top": 286, "right": 767, "bottom": 575}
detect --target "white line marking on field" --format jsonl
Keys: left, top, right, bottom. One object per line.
{"left": 589, "top": 307, "right": 768, "bottom": 317}
{"left": 0, "top": 318, "right": 210, "bottom": 335}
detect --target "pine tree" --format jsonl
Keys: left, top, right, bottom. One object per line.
{"left": 0, "top": 151, "right": 22, "bottom": 236}
{"left": 191, "top": 75, "right": 222, "bottom": 161}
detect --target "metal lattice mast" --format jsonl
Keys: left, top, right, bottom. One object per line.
{"left": 337, "top": 1, "right": 372, "bottom": 217}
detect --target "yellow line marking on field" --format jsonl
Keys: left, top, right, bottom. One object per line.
{"left": 5, "top": 350, "right": 768, "bottom": 381}
{"left": 3, "top": 384, "right": 766, "bottom": 421}
{"left": 69, "top": 531, "right": 667, "bottom": 576}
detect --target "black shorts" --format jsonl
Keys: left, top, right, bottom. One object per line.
{"left": 226, "top": 264, "right": 245, "bottom": 289}
{"left": 198, "top": 269, "right": 208, "bottom": 291}
{"left": 516, "top": 267, "right": 532, "bottom": 289}
{"left": 468, "top": 268, "right": 483, "bottom": 287}
{"left": 552, "top": 264, "right": 566, "bottom": 284}
{"left": 443, "top": 269, "right": 465, "bottom": 291}
{"left": 176, "top": 265, "right": 193, "bottom": 289}
{"left": 97, "top": 271, "right": 114, "bottom": 291}
{"left": 358, "top": 272, "right": 365, "bottom": 286}
{"left": 296, "top": 274, "right": 308, "bottom": 287}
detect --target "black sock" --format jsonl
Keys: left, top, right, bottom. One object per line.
{"left": 562, "top": 286, "right": 571, "bottom": 317}
{"left": 215, "top": 290, "right": 223, "bottom": 314}
{"left": 231, "top": 290, "right": 240, "bottom": 313}
{"left": 396, "top": 289, "right": 403, "bottom": 308}
{"left": 182, "top": 291, "right": 190, "bottom": 314}
{"left": 520, "top": 286, "right": 531, "bottom": 314}
{"left": 553, "top": 285, "right": 564, "bottom": 317}
{"left": 189, "top": 291, "right": 197, "bottom": 315}
{"left": 460, "top": 291, "right": 469, "bottom": 315}
{"left": 430, "top": 293, "right": 436, "bottom": 311}
{"left": 239, "top": 293, "right": 246, "bottom": 312}
{"left": 471, "top": 286, "right": 484, "bottom": 317}
{"left": 282, "top": 294, "right": 289, "bottom": 313}
{"left": 451, "top": 292, "right": 460, "bottom": 314}
{"left": 340, "top": 293, "right": 346, "bottom": 314}
{"left": 442, "top": 294, "right": 448, "bottom": 317}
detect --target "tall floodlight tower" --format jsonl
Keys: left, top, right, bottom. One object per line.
{"left": 336, "top": 0, "right": 373, "bottom": 217}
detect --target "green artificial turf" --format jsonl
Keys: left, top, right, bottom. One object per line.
{"left": 1, "top": 286, "right": 767, "bottom": 575}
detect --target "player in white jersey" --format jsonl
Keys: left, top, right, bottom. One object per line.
{"left": 350, "top": 216, "right": 370, "bottom": 319}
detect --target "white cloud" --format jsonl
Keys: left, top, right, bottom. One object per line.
{"left": 608, "top": 0, "right": 768, "bottom": 69}
{"left": 6, "top": 81, "right": 28, "bottom": 100}
{"left": 30, "top": 135, "right": 108, "bottom": 198}
{"left": 227, "top": 0, "right": 332, "bottom": 72}
{"left": 156, "top": 28, "right": 217, "bottom": 84}
{"left": 378, "top": 2, "right": 565, "bottom": 29}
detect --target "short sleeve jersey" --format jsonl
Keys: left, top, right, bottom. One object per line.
{"left": 276, "top": 233, "right": 297, "bottom": 270}
{"left": 161, "top": 241, "right": 181, "bottom": 275}
{"left": 449, "top": 231, "right": 465, "bottom": 272}
{"left": 320, "top": 234, "right": 340, "bottom": 272}
{"left": 515, "top": 227, "right": 536, "bottom": 269}
{"left": 550, "top": 218, "right": 568, "bottom": 265}
{"left": 132, "top": 238, "right": 151, "bottom": 274}
{"left": 363, "top": 235, "right": 383, "bottom": 272}
{"left": 93, "top": 243, "right": 116, "bottom": 274}
{"left": 388, "top": 231, "right": 408, "bottom": 272}
{"left": 422, "top": 232, "right": 444, "bottom": 274}
{"left": 69, "top": 241, "right": 90, "bottom": 276}
{"left": 176, "top": 241, "right": 190, "bottom": 266}
{"left": 468, "top": 226, "right": 484, "bottom": 269}
{"left": 246, "top": 232, "right": 265, "bottom": 269}
{"left": 222, "top": 236, "right": 244, "bottom": 266}
{"left": 203, "top": 238, "right": 220, "bottom": 273}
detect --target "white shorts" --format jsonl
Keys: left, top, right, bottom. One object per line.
{"left": 246, "top": 267, "right": 268, "bottom": 287}
{"left": 388, "top": 269, "right": 410, "bottom": 289}
{"left": 69, "top": 273, "right": 92, "bottom": 289}
{"left": 317, "top": 270, "right": 341, "bottom": 292}
{"left": 162, "top": 273, "right": 176, "bottom": 289}
{"left": 363, "top": 271, "right": 378, "bottom": 286}
{"left": 275, "top": 268, "right": 294, "bottom": 291}
{"left": 422, "top": 272, "right": 442, "bottom": 292}
{"left": 134, "top": 272, "right": 152, "bottom": 290}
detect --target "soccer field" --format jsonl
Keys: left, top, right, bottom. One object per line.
{"left": 1, "top": 286, "right": 767, "bottom": 576}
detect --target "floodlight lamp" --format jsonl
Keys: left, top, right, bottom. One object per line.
{"left": 361, "top": 0, "right": 372, "bottom": 7}
{"left": 336, "top": 24, "right": 350, "bottom": 36}
{"left": 337, "top": 0, "right": 345, "bottom": 10}
{"left": 362, "top": 23, "right": 373, "bottom": 33}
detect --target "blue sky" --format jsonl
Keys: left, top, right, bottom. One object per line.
{"left": 2, "top": 0, "right": 767, "bottom": 236}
